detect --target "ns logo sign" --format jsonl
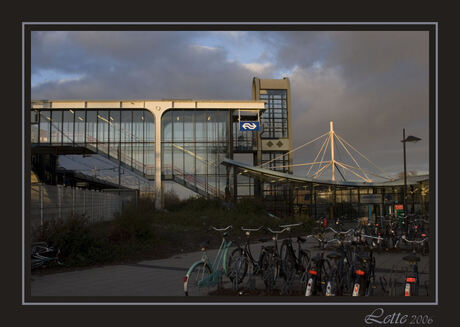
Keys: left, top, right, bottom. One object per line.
{"left": 240, "top": 121, "right": 260, "bottom": 131}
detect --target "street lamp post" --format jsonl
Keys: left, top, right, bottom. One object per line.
{"left": 401, "top": 129, "right": 421, "bottom": 227}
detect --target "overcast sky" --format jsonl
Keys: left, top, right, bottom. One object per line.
{"left": 31, "top": 30, "right": 429, "bottom": 180}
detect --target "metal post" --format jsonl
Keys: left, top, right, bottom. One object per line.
{"left": 83, "top": 189, "right": 86, "bottom": 216}
{"left": 91, "top": 190, "right": 94, "bottom": 220}
{"left": 40, "top": 184, "right": 44, "bottom": 228}
{"left": 57, "top": 185, "right": 62, "bottom": 220}
{"left": 72, "top": 187, "right": 75, "bottom": 216}
{"left": 330, "top": 121, "right": 335, "bottom": 181}
{"left": 403, "top": 128, "right": 407, "bottom": 217}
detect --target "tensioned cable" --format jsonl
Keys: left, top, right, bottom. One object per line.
{"left": 263, "top": 161, "right": 331, "bottom": 169}
{"left": 312, "top": 133, "right": 331, "bottom": 178}
{"left": 333, "top": 133, "right": 370, "bottom": 181}
{"left": 312, "top": 162, "right": 331, "bottom": 178}
{"left": 306, "top": 133, "right": 330, "bottom": 177}
{"left": 259, "top": 131, "right": 329, "bottom": 168}
{"left": 335, "top": 161, "right": 393, "bottom": 181}
{"left": 335, "top": 133, "right": 390, "bottom": 178}
{"left": 335, "top": 161, "right": 371, "bottom": 182}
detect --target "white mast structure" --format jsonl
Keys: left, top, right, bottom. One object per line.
{"left": 259, "top": 121, "right": 392, "bottom": 183}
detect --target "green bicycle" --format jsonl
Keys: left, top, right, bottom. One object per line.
{"left": 184, "top": 225, "right": 233, "bottom": 296}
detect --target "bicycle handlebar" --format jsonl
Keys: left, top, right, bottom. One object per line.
{"left": 360, "top": 233, "right": 384, "bottom": 241}
{"left": 211, "top": 225, "right": 233, "bottom": 232}
{"left": 401, "top": 235, "right": 428, "bottom": 244}
{"left": 266, "top": 227, "right": 289, "bottom": 234}
{"left": 325, "top": 227, "right": 355, "bottom": 235}
{"left": 241, "top": 226, "right": 263, "bottom": 232}
{"left": 279, "top": 222, "right": 303, "bottom": 229}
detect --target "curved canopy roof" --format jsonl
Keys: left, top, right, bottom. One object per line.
{"left": 221, "top": 158, "right": 428, "bottom": 188}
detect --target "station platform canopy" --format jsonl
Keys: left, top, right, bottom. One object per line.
{"left": 221, "top": 158, "right": 428, "bottom": 188}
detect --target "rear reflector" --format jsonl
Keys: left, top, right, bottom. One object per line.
{"left": 184, "top": 276, "right": 188, "bottom": 283}
{"left": 406, "top": 277, "right": 416, "bottom": 283}
{"left": 355, "top": 269, "right": 365, "bottom": 276}
{"left": 309, "top": 270, "right": 317, "bottom": 275}
{"left": 421, "top": 234, "right": 427, "bottom": 237}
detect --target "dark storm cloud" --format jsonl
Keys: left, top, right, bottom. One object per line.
{"left": 263, "top": 31, "right": 429, "bottom": 177}
{"left": 31, "top": 30, "right": 429, "bottom": 177}
{"left": 32, "top": 31, "right": 262, "bottom": 100}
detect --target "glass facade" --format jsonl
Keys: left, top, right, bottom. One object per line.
{"left": 259, "top": 89, "right": 288, "bottom": 139}
{"left": 31, "top": 109, "right": 155, "bottom": 178}
{"left": 162, "top": 109, "right": 230, "bottom": 197}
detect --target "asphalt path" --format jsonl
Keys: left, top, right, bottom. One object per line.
{"left": 30, "top": 235, "right": 429, "bottom": 298}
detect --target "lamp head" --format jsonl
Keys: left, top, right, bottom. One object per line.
{"left": 402, "top": 135, "right": 421, "bottom": 143}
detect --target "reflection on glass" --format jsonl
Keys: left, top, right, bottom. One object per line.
{"left": 63, "top": 110, "right": 74, "bottom": 144}
{"left": 74, "top": 110, "right": 85, "bottom": 143}
{"left": 51, "top": 110, "right": 63, "bottom": 144}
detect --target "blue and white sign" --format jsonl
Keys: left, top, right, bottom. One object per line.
{"left": 240, "top": 121, "right": 260, "bottom": 131}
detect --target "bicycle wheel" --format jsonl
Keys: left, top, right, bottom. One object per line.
{"left": 260, "top": 250, "right": 277, "bottom": 292}
{"left": 184, "top": 262, "right": 212, "bottom": 296}
{"left": 227, "top": 247, "right": 248, "bottom": 285}
{"left": 280, "top": 241, "right": 296, "bottom": 281}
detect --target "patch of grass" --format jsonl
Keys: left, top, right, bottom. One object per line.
{"left": 32, "top": 194, "right": 315, "bottom": 270}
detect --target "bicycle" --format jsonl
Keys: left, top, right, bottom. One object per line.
{"left": 304, "top": 233, "right": 334, "bottom": 296}
{"left": 278, "top": 222, "right": 311, "bottom": 294}
{"left": 349, "top": 233, "right": 382, "bottom": 296}
{"left": 398, "top": 235, "right": 429, "bottom": 296}
{"left": 226, "top": 226, "right": 267, "bottom": 291}
{"left": 322, "top": 227, "right": 355, "bottom": 296}
{"left": 183, "top": 225, "right": 233, "bottom": 296}
{"left": 31, "top": 242, "right": 62, "bottom": 270}
{"left": 261, "top": 226, "right": 289, "bottom": 294}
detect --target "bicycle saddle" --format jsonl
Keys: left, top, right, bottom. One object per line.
{"left": 297, "top": 236, "right": 306, "bottom": 243}
{"left": 258, "top": 238, "right": 270, "bottom": 243}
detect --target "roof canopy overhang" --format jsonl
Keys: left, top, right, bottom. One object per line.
{"left": 221, "top": 158, "right": 428, "bottom": 188}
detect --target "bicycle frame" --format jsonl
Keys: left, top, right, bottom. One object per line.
{"left": 198, "top": 238, "right": 232, "bottom": 287}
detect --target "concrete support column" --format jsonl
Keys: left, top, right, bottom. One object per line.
{"left": 154, "top": 111, "right": 163, "bottom": 210}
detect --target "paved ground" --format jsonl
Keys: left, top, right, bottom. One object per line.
{"left": 30, "top": 238, "right": 429, "bottom": 297}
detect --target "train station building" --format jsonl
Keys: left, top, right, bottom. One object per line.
{"left": 30, "top": 77, "right": 429, "bottom": 220}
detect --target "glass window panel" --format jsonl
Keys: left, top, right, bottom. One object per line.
{"left": 110, "top": 142, "right": 120, "bottom": 163}
{"left": 74, "top": 110, "right": 85, "bottom": 143}
{"left": 173, "top": 142, "right": 184, "bottom": 176}
{"left": 144, "top": 143, "right": 155, "bottom": 177}
{"left": 51, "top": 110, "right": 63, "bottom": 144}
{"left": 183, "top": 143, "right": 196, "bottom": 175}
{"left": 31, "top": 124, "right": 39, "bottom": 143}
{"left": 207, "top": 111, "right": 218, "bottom": 142}
{"left": 109, "top": 110, "right": 120, "bottom": 143}
{"left": 162, "top": 143, "right": 172, "bottom": 175}
{"left": 173, "top": 110, "right": 183, "bottom": 142}
{"left": 86, "top": 111, "right": 98, "bottom": 144}
{"left": 97, "top": 110, "right": 109, "bottom": 143}
{"left": 195, "top": 144, "right": 207, "bottom": 175}
{"left": 132, "top": 143, "right": 144, "bottom": 173}
{"left": 121, "top": 110, "right": 132, "bottom": 143}
{"left": 195, "top": 111, "right": 207, "bottom": 142}
{"left": 133, "top": 111, "right": 144, "bottom": 142}
{"left": 31, "top": 110, "right": 39, "bottom": 143}
{"left": 62, "top": 110, "right": 74, "bottom": 144}
{"left": 144, "top": 111, "right": 155, "bottom": 142}
{"left": 162, "top": 110, "right": 172, "bottom": 142}
{"left": 183, "top": 110, "right": 194, "bottom": 142}
{"left": 121, "top": 143, "right": 132, "bottom": 167}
